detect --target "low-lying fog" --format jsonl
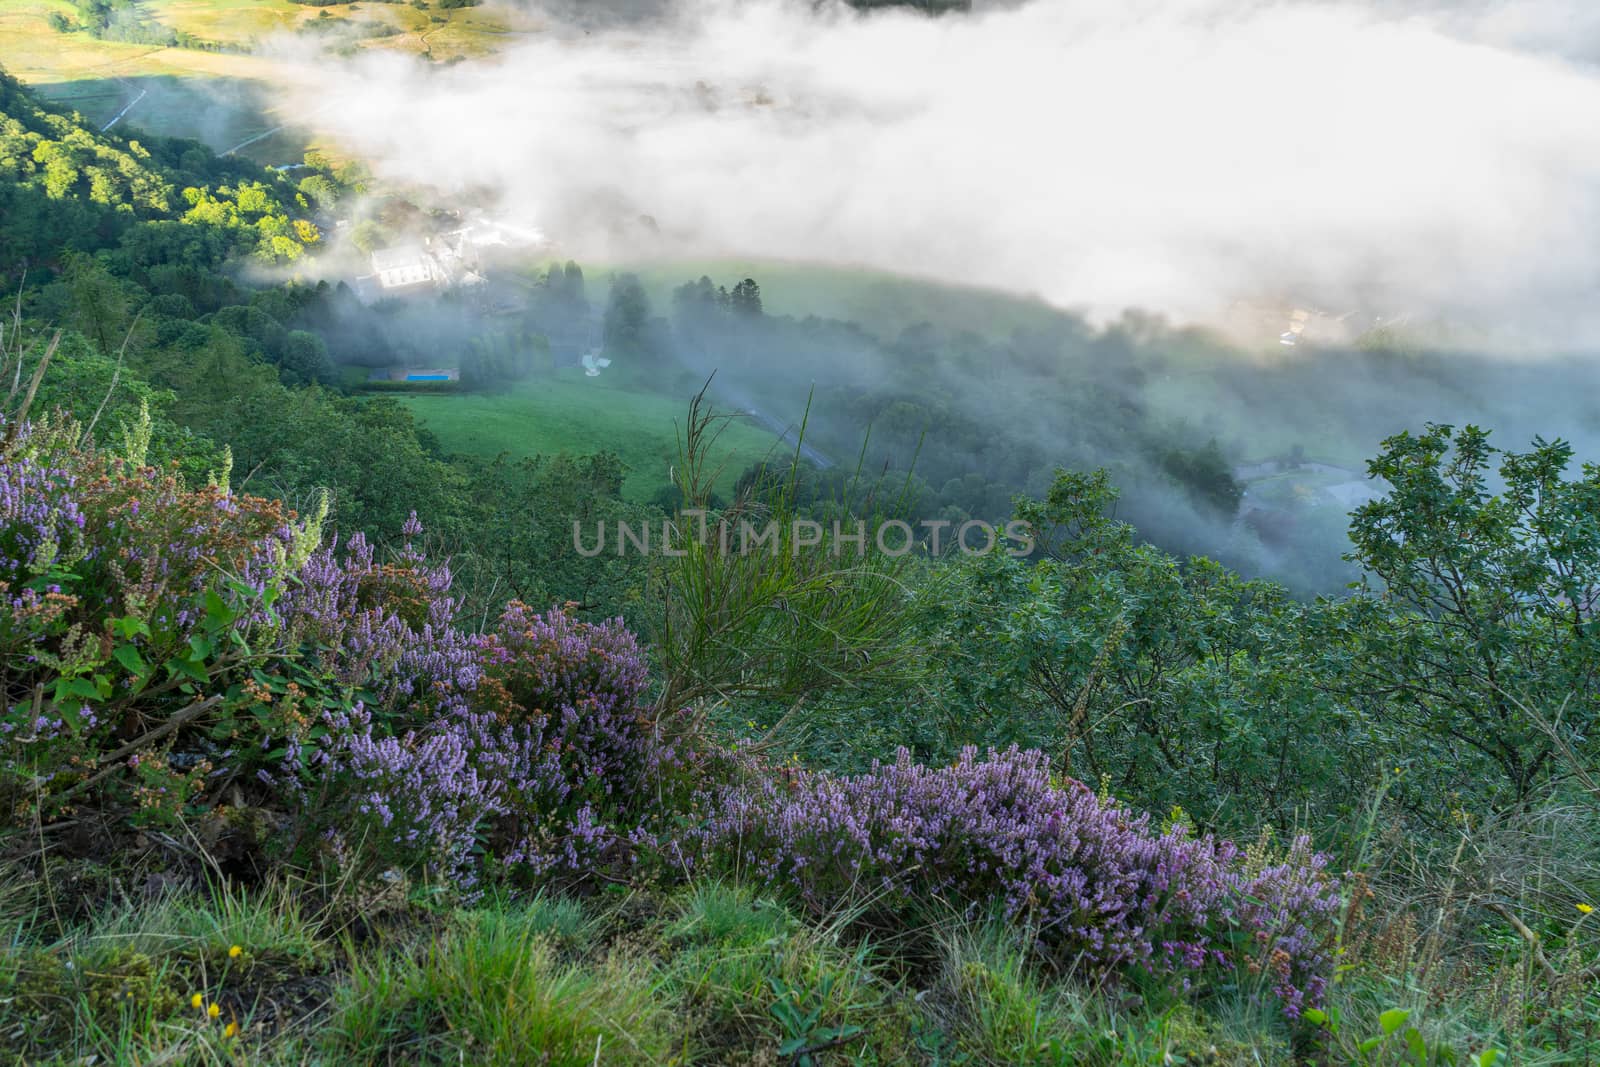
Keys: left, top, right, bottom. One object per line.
{"left": 284, "top": 0, "right": 1600, "bottom": 344}
{"left": 249, "top": 0, "right": 1600, "bottom": 591}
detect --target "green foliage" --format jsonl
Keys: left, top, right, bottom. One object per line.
{"left": 1303, "top": 1003, "right": 1506, "bottom": 1067}
{"left": 0, "top": 876, "right": 331, "bottom": 1062}
{"left": 0, "top": 427, "right": 335, "bottom": 828}
{"left": 769, "top": 972, "right": 865, "bottom": 1064}
{"left": 0, "top": 68, "right": 317, "bottom": 265}
{"left": 2, "top": 57, "right": 1598, "bottom": 1067}
{"left": 903, "top": 468, "right": 1338, "bottom": 828}
{"left": 1334, "top": 424, "right": 1600, "bottom": 810}
{"left": 326, "top": 907, "right": 675, "bottom": 1064}
{"left": 671, "top": 278, "right": 1258, "bottom": 576}
{"left": 602, "top": 271, "right": 662, "bottom": 364}
{"left": 459, "top": 326, "right": 549, "bottom": 388}
{"left": 65, "top": 0, "right": 220, "bottom": 48}
{"left": 449, "top": 450, "right": 652, "bottom": 623}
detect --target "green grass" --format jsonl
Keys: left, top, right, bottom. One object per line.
{"left": 1, "top": 0, "right": 518, "bottom": 155}
{"left": 328, "top": 905, "right": 676, "bottom": 1065}
{"left": 143, "top": 0, "right": 306, "bottom": 44}
{"left": 140, "top": 0, "right": 520, "bottom": 59}
{"left": 620, "top": 257, "right": 1067, "bottom": 343}
{"left": 2, "top": 859, "right": 1562, "bottom": 1067}
{"left": 398, "top": 368, "right": 787, "bottom": 502}
{"left": 0, "top": 0, "right": 316, "bottom": 165}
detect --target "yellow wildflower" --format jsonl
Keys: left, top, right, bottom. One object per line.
{"left": 191, "top": 993, "right": 204, "bottom": 1009}
{"left": 1579, "top": 903, "right": 1594, "bottom": 915}
{"left": 224, "top": 1022, "right": 239, "bottom": 1038}
{"left": 229, "top": 944, "right": 242, "bottom": 958}
{"left": 207, "top": 1003, "right": 221, "bottom": 1019}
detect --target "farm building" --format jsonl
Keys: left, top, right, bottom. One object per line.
{"left": 370, "top": 367, "right": 460, "bottom": 383}
{"left": 371, "top": 246, "right": 444, "bottom": 290}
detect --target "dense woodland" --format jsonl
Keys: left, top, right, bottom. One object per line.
{"left": 0, "top": 68, "right": 1597, "bottom": 1064}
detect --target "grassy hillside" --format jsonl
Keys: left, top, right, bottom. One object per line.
{"left": 0, "top": 0, "right": 515, "bottom": 157}
{"left": 624, "top": 257, "right": 1069, "bottom": 342}
{"left": 618, "top": 258, "right": 1376, "bottom": 466}
{"left": 1, "top": 62, "right": 1596, "bottom": 1067}
{"left": 0, "top": 876, "right": 1327, "bottom": 1065}
{"left": 398, "top": 368, "right": 786, "bottom": 502}
{"left": 143, "top": 0, "right": 520, "bottom": 60}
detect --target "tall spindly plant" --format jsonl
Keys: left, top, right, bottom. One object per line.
{"left": 649, "top": 384, "right": 923, "bottom": 718}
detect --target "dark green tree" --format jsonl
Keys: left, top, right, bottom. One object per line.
{"left": 730, "top": 277, "right": 763, "bottom": 318}
{"left": 602, "top": 273, "right": 653, "bottom": 360}
{"left": 1332, "top": 424, "right": 1600, "bottom": 808}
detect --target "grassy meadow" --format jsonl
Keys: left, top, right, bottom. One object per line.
{"left": 624, "top": 258, "right": 1069, "bottom": 344}
{"left": 0, "top": 0, "right": 519, "bottom": 158}
{"left": 0, "top": 0, "right": 307, "bottom": 161}
{"left": 398, "top": 368, "right": 787, "bottom": 502}
{"left": 143, "top": 0, "right": 523, "bottom": 60}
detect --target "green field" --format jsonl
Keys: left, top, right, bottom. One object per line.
{"left": 622, "top": 257, "right": 1068, "bottom": 343}
{"left": 398, "top": 369, "right": 787, "bottom": 502}
{"left": 0, "top": 0, "right": 521, "bottom": 156}
{"left": 0, "top": 0, "right": 313, "bottom": 159}
{"left": 144, "top": 0, "right": 521, "bottom": 60}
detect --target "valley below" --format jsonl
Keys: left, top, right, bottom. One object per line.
{"left": 2, "top": 3, "right": 1598, "bottom": 1065}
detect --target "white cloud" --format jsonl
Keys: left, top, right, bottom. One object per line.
{"left": 288, "top": 0, "right": 1600, "bottom": 337}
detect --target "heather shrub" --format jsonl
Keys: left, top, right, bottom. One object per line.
{"left": 472, "top": 600, "right": 651, "bottom": 806}
{"left": 683, "top": 746, "right": 1340, "bottom": 1016}
{"left": 0, "top": 412, "right": 685, "bottom": 887}
{"left": 301, "top": 701, "right": 498, "bottom": 884}
{"left": 0, "top": 413, "right": 1337, "bottom": 1015}
{"left": 0, "top": 415, "right": 317, "bottom": 825}
{"left": 0, "top": 417, "right": 496, "bottom": 869}
{"left": 274, "top": 514, "right": 480, "bottom": 723}
{"left": 301, "top": 602, "right": 677, "bottom": 887}
{"left": 464, "top": 603, "right": 663, "bottom": 879}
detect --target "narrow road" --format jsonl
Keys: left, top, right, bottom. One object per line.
{"left": 101, "top": 86, "right": 146, "bottom": 132}
{"left": 222, "top": 104, "right": 334, "bottom": 158}
{"left": 744, "top": 405, "right": 833, "bottom": 470}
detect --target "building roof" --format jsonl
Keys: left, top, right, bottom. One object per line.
{"left": 371, "top": 246, "right": 431, "bottom": 273}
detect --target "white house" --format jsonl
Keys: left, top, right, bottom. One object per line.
{"left": 371, "top": 246, "right": 443, "bottom": 290}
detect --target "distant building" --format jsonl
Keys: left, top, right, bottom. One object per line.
{"left": 371, "top": 367, "right": 460, "bottom": 383}
{"left": 371, "top": 246, "right": 444, "bottom": 290}
{"left": 1221, "top": 299, "right": 1360, "bottom": 350}
{"left": 1279, "top": 308, "right": 1312, "bottom": 347}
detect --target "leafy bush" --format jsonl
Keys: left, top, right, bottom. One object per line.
{"left": 0, "top": 411, "right": 676, "bottom": 886}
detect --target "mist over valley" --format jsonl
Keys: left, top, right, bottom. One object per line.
{"left": 3, "top": 5, "right": 1599, "bottom": 1062}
